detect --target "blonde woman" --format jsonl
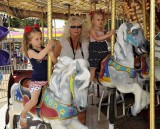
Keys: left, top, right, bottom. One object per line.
{"left": 54, "top": 16, "right": 89, "bottom": 61}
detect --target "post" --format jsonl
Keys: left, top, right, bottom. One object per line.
{"left": 47, "top": 0, "right": 53, "bottom": 82}
{"left": 150, "top": 0, "right": 155, "bottom": 129}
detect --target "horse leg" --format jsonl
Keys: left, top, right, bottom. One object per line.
{"left": 117, "top": 83, "right": 144, "bottom": 116}
{"left": 49, "top": 120, "right": 68, "bottom": 129}
{"left": 67, "top": 117, "right": 88, "bottom": 129}
{"left": 140, "top": 90, "right": 150, "bottom": 109}
{"left": 130, "top": 83, "right": 144, "bottom": 116}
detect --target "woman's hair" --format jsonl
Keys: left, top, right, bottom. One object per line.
{"left": 62, "top": 16, "right": 89, "bottom": 43}
{"left": 22, "top": 25, "right": 41, "bottom": 58}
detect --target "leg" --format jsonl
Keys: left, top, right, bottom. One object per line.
{"left": 49, "top": 120, "right": 68, "bottom": 129}
{"left": 20, "top": 89, "right": 41, "bottom": 128}
{"left": 88, "top": 68, "right": 96, "bottom": 96}
{"left": 68, "top": 117, "right": 88, "bottom": 129}
{"left": 131, "top": 83, "right": 143, "bottom": 116}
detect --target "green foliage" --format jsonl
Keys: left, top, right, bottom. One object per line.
{"left": 3, "top": 17, "right": 47, "bottom": 28}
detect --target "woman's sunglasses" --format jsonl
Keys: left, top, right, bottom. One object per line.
{"left": 70, "top": 26, "right": 82, "bottom": 29}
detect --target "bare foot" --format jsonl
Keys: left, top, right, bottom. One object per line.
{"left": 20, "top": 114, "right": 27, "bottom": 128}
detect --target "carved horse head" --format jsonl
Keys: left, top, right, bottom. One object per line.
{"left": 49, "top": 56, "right": 91, "bottom": 112}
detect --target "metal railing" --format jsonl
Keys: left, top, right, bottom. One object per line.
{"left": 0, "top": 63, "right": 32, "bottom": 104}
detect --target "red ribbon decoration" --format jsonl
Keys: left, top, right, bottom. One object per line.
{"left": 34, "top": 24, "right": 40, "bottom": 29}
{"left": 24, "top": 26, "right": 32, "bottom": 33}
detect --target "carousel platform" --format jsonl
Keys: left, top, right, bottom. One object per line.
{"left": 0, "top": 86, "right": 159, "bottom": 129}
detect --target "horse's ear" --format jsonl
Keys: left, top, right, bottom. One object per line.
{"left": 115, "top": 23, "right": 128, "bottom": 59}
{"left": 76, "top": 60, "right": 82, "bottom": 73}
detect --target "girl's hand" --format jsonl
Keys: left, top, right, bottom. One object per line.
{"left": 47, "top": 40, "right": 55, "bottom": 49}
{"left": 109, "top": 29, "right": 116, "bottom": 35}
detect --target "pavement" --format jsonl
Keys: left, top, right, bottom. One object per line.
{"left": 0, "top": 103, "right": 7, "bottom": 129}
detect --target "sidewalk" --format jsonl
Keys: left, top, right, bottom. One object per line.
{"left": 0, "top": 103, "right": 7, "bottom": 129}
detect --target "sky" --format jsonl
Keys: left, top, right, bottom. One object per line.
{"left": 52, "top": 19, "right": 65, "bottom": 28}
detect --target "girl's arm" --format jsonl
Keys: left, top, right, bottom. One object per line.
{"left": 91, "top": 29, "right": 115, "bottom": 41}
{"left": 53, "top": 41, "right": 62, "bottom": 58}
{"left": 28, "top": 40, "right": 53, "bottom": 59}
{"left": 48, "top": 49, "right": 57, "bottom": 64}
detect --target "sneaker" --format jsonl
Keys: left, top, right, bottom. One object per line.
{"left": 88, "top": 81, "right": 95, "bottom": 96}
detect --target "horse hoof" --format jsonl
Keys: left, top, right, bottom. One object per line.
{"left": 127, "top": 105, "right": 134, "bottom": 117}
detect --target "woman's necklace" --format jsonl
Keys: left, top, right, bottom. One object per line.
{"left": 70, "top": 37, "right": 84, "bottom": 59}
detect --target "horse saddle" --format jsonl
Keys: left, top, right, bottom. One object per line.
{"left": 17, "top": 78, "right": 60, "bottom": 119}
{"left": 19, "top": 77, "right": 43, "bottom": 106}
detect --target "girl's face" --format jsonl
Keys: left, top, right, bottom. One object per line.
{"left": 92, "top": 14, "right": 104, "bottom": 29}
{"left": 29, "top": 32, "right": 42, "bottom": 49}
{"left": 69, "top": 21, "right": 82, "bottom": 37}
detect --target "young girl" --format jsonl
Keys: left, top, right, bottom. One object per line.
{"left": 20, "top": 24, "right": 56, "bottom": 128}
{"left": 88, "top": 10, "right": 115, "bottom": 94}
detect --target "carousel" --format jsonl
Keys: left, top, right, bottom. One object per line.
{"left": 0, "top": 0, "right": 160, "bottom": 129}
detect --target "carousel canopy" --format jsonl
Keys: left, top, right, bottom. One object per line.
{"left": 0, "top": 0, "right": 160, "bottom": 36}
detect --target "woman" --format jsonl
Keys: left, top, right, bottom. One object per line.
{"left": 54, "top": 16, "right": 89, "bottom": 61}
{"left": 53, "top": 16, "right": 90, "bottom": 125}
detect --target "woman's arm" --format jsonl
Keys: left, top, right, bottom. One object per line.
{"left": 53, "top": 41, "right": 62, "bottom": 58}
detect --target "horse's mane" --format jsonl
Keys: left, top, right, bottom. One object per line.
{"left": 49, "top": 56, "right": 73, "bottom": 98}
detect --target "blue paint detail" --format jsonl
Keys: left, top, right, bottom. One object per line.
{"left": 0, "top": 72, "right": 2, "bottom": 84}
{"left": 43, "top": 88, "right": 78, "bottom": 120}
{"left": 127, "top": 34, "right": 138, "bottom": 47}
{"left": 108, "top": 58, "right": 137, "bottom": 78}
{"left": 15, "top": 86, "right": 23, "bottom": 102}
{"left": 103, "top": 58, "right": 111, "bottom": 78}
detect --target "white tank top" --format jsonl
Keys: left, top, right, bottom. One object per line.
{"left": 90, "top": 31, "right": 105, "bottom": 42}
{"left": 59, "top": 37, "right": 89, "bottom": 61}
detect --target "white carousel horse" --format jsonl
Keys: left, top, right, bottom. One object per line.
{"left": 98, "top": 22, "right": 150, "bottom": 118}
{"left": 6, "top": 56, "right": 91, "bottom": 129}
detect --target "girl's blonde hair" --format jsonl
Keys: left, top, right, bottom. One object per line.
{"left": 22, "top": 27, "right": 41, "bottom": 58}
{"left": 87, "top": 9, "right": 106, "bottom": 30}
{"left": 62, "top": 16, "right": 89, "bottom": 43}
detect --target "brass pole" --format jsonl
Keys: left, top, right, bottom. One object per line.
{"left": 41, "top": 8, "right": 44, "bottom": 46}
{"left": 94, "top": 1, "right": 96, "bottom": 11}
{"left": 90, "top": 1, "right": 92, "bottom": 12}
{"left": 7, "top": 0, "right": 13, "bottom": 73}
{"left": 68, "top": 4, "right": 70, "bottom": 19}
{"left": 150, "top": 0, "right": 155, "bottom": 129}
{"left": 142, "top": 0, "right": 147, "bottom": 38}
{"left": 47, "top": 0, "right": 53, "bottom": 82}
{"left": 111, "top": 0, "right": 116, "bottom": 56}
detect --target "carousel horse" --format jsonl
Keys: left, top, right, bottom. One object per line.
{"left": 98, "top": 22, "right": 150, "bottom": 118}
{"left": 6, "top": 56, "right": 91, "bottom": 129}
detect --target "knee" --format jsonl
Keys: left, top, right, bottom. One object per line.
{"left": 30, "top": 99, "right": 38, "bottom": 106}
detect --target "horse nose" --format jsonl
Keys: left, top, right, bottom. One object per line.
{"left": 79, "top": 106, "right": 85, "bottom": 111}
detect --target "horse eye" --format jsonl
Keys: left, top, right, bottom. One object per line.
{"left": 132, "top": 29, "right": 138, "bottom": 36}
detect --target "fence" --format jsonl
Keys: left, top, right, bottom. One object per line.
{"left": 0, "top": 63, "right": 32, "bottom": 104}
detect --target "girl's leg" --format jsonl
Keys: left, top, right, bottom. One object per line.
{"left": 90, "top": 67, "right": 96, "bottom": 81}
{"left": 88, "top": 68, "right": 96, "bottom": 96}
{"left": 20, "top": 89, "right": 41, "bottom": 128}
